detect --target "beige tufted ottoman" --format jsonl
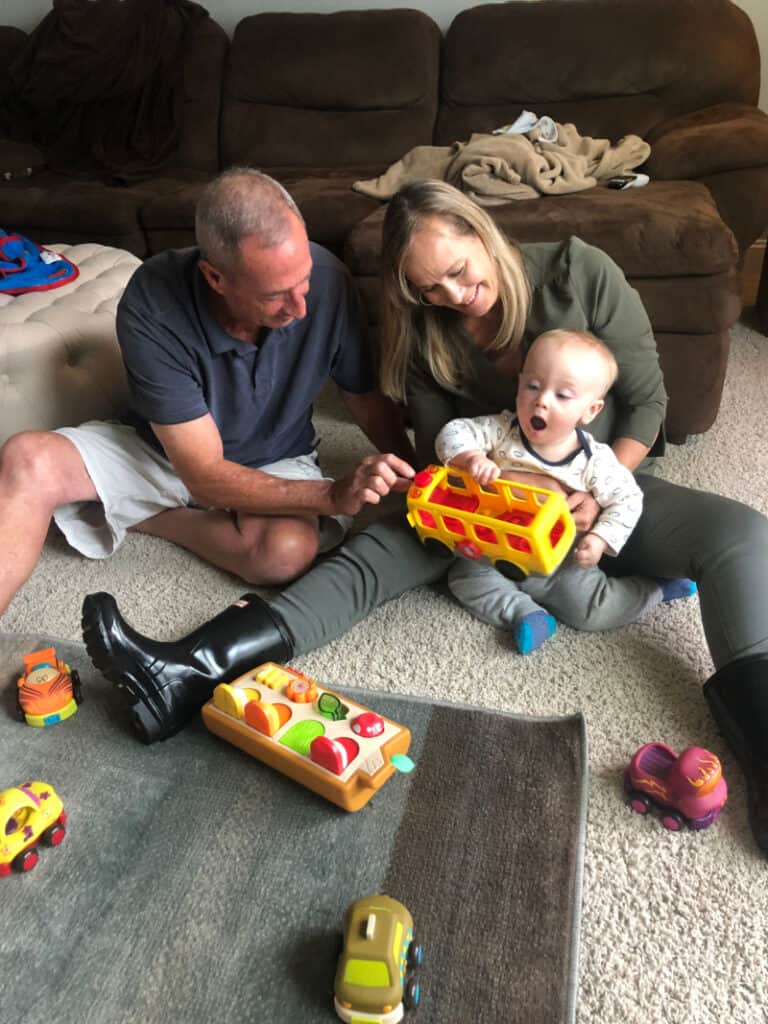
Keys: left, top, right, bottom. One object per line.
{"left": 0, "top": 242, "right": 141, "bottom": 447}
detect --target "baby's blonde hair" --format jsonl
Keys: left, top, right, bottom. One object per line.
{"left": 527, "top": 329, "right": 618, "bottom": 396}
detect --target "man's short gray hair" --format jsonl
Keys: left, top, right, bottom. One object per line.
{"left": 195, "top": 167, "right": 303, "bottom": 272}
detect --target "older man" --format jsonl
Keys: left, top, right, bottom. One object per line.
{"left": 0, "top": 168, "right": 414, "bottom": 618}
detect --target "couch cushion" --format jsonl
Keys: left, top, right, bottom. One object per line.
{"left": 221, "top": 9, "right": 440, "bottom": 170}
{"left": 169, "top": 15, "right": 228, "bottom": 175}
{"left": 436, "top": 0, "right": 760, "bottom": 145}
{"left": 0, "top": 175, "right": 148, "bottom": 255}
{"left": 345, "top": 181, "right": 738, "bottom": 281}
{"left": 140, "top": 172, "right": 382, "bottom": 255}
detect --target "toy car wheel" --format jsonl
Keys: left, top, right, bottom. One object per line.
{"left": 15, "top": 697, "right": 25, "bottom": 723}
{"left": 43, "top": 823, "right": 66, "bottom": 846}
{"left": 15, "top": 847, "right": 39, "bottom": 873}
{"left": 404, "top": 976, "right": 421, "bottom": 1009}
{"left": 627, "top": 792, "right": 651, "bottom": 815}
{"left": 661, "top": 811, "right": 684, "bottom": 832}
{"left": 407, "top": 940, "right": 424, "bottom": 969}
{"left": 71, "top": 668, "right": 84, "bottom": 705}
{"left": 495, "top": 560, "right": 526, "bottom": 582}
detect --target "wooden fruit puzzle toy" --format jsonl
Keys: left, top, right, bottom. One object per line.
{"left": 406, "top": 464, "right": 575, "bottom": 579}
{"left": 201, "top": 663, "right": 412, "bottom": 812}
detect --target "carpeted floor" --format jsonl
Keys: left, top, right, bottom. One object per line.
{"left": 0, "top": 633, "right": 586, "bottom": 1024}
{"left": 2, "top": 315, "right": 768, "bottom": 1022}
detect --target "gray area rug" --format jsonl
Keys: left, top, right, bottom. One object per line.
{"left": 0, "top": 633, "right": 587, "bottom": 1024}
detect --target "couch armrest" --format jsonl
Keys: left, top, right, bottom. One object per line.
{"left": 644, "top": 103, "right": 768, "bottom": 179}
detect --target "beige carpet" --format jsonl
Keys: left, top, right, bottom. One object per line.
{"left": 3, "top": 313, "right": 768, "bottom": 1023}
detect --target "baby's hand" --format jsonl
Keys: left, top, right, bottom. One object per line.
{"left": 572, "top": 532, "right": 608, "bottom": 567}
{"left": 450, "top": 451, "right": 500, "bottom": 487}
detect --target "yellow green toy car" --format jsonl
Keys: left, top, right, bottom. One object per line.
{"left": 0, "top": 781, "right": 67, "bottom": 876}
{"left": 334, "top": 894, "right": 423, "bottom": 1023}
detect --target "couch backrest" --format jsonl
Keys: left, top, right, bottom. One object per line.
{"left": 170, "top": 15, "right": 229, "bottom": 174}
{"left": 221, "top": 9, "right": 441, "bottom": 173}
{"left": 436, "top": 0, "right": 760, "bottom": 145}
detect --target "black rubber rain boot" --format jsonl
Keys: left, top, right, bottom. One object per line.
{"left": 82, "top": 592, "right": 293, "bottom": 744}
{"left": 703, "top": 654, "right": 768, "bottom": 855}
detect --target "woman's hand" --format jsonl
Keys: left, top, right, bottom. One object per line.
{"left": 567, "top": 490, "right": 601, "bottom": 532}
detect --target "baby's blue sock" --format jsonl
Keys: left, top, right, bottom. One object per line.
{"left": 657, "top": 578, "right": 698, "bottom": 603}
{"left": 514, "top": 611, "right": 557, "bottom": 655}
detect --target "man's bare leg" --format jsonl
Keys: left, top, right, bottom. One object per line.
{"left": 0, "top": 432, "right": 99, "bottom": 616}
{"left": 131, "top": 507, "right": 321, "bottom": 584}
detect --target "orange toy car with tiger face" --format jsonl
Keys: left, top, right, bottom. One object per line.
{"left": 16, "top": 647, "right": 83, "bottom": 727}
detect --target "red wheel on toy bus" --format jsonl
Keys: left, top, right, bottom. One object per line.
{"left": 456, "top": 540, "right": 482, "bottom": 559}
{"left": 15, "top": 847, "right": 39, "bottom": 873}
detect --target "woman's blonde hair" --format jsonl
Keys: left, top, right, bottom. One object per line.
{"left": 378, "top": 180, "right": 531, "bottom": 402}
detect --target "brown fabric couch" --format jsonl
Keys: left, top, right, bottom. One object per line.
{"left": 140, "top": 9, "right": 441, "bottom": 255}
{"left": 0, "top": 0, "right": 766, "bottom": 442}
{"left": 345, "top": 0, "right": 768, "bottom": 442}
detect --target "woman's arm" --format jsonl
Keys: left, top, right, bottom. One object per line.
{"left": 406, "top": 363, "right": 460, "bottom": 468}
{"left": 612, "top": 436, "right": 652, "bottom": 472}
{"left": 570, "top": 239, "right": 667, "bottom": 456}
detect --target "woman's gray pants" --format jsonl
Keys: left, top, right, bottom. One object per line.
{"left": 272, "top": 475, "right": 768, "bottom": 671}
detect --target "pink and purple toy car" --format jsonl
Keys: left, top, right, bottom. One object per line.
{"left": 624, "top": 743, "right": 728, "bottom": 832}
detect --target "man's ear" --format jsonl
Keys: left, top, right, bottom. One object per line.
{"left": 199, "top": 258, "right": 225, "bottom": 295}
{"left": 580, "top": 398, "right": 605, "bottom": 426}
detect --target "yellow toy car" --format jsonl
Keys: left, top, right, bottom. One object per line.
{"left": 0, "top": 782, "right": 67, "bottom": 876}
{"left": 334, "top": 894, "right": 423, "bottom": 1023}
{"left": 407, "top": 464, "right": 575, "bottom": 579}
{"left": 16, "top": 647, "right": 83, "bottom": 727}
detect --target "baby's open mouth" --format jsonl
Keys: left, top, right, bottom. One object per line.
{"left": 531, "top": 415, "right": 547, "bottom": 431}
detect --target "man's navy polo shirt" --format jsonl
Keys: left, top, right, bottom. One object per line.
{"left": 115, "top": 243, "right": 375, "bottom": 468}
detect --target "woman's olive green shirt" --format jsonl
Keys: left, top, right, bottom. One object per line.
{"left": 406, "top": 236, "right": 667, "bottom": 471}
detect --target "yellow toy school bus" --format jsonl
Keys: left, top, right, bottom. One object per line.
{"left": 406, "top": 465, "right": 575, "bottom": 579}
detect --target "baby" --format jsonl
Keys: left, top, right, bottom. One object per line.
{"left": 435, "top": 328, "right": 696, "bottom": 653}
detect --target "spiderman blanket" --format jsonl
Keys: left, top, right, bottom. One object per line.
{"left": 0, "top": 231, "right": 79, "bottom": 295}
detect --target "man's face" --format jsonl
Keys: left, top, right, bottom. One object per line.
{"left": 201, "top": 212, "right": 313, "bottom": 334}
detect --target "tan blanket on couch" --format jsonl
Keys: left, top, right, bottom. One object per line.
{"left": 353, "top": 124, "right": 650, "bottom": 203}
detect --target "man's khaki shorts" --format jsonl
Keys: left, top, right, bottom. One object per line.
{"left": 53, "top": 420, "right": 350, "bottom": 558}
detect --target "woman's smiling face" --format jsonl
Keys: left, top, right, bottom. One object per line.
{"left": 403, "top": 216, "right": 500, "bottom": 319}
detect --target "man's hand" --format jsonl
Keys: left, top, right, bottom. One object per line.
{"left": 450, "top": 451, "right": 500, "bottom": 486}
{"left": 572, "top": 531, "right": 608, "bottom": 567}
{"left": 566, "top": 490, "right": 601, "bottom": 532}
{"left": 329, "top": 453, "right": 415, "bottom": 516}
